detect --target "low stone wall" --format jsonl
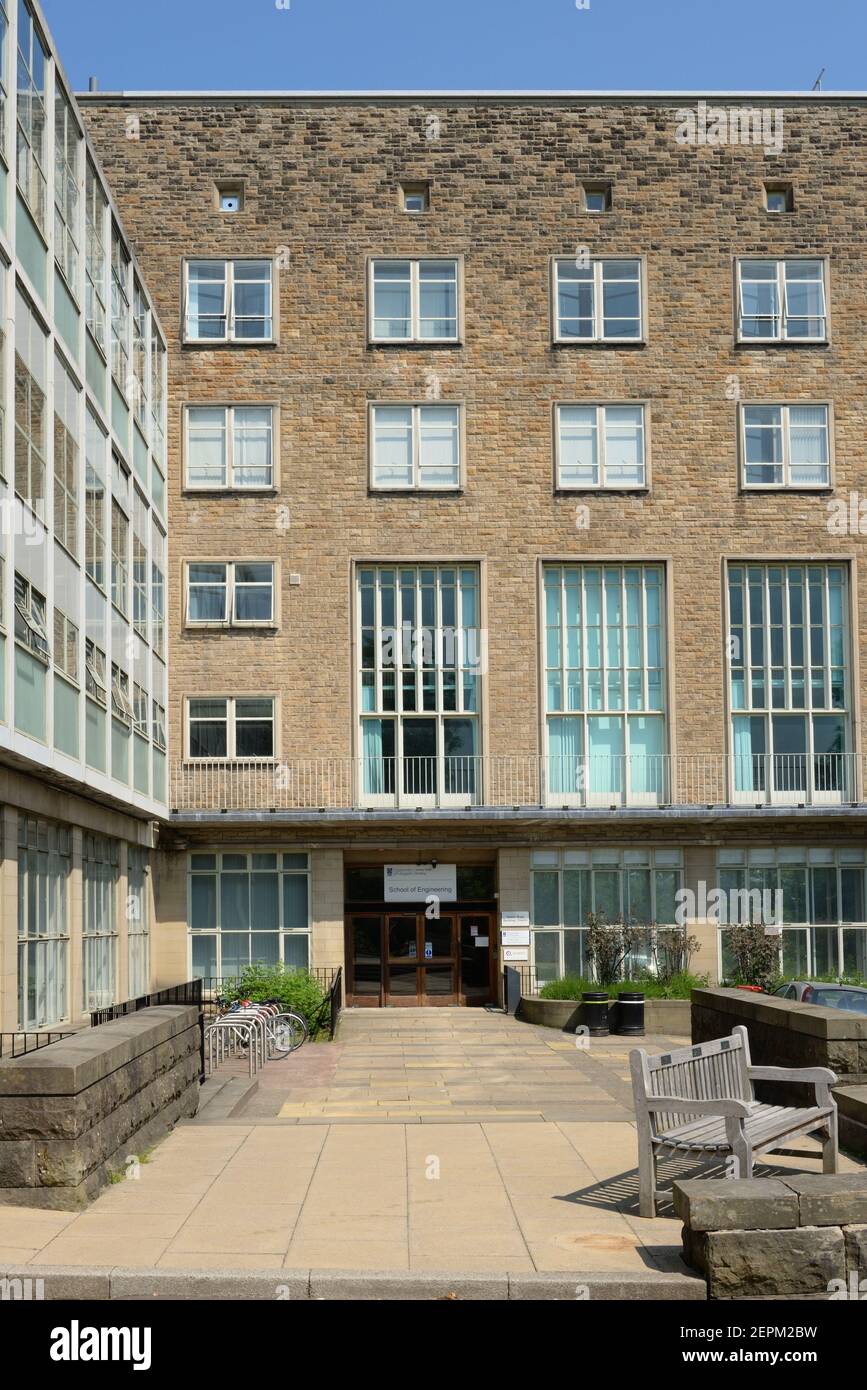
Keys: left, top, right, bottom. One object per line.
{"left": 0, "top": 1006, "right": 200, "bottom": 1210}
{"left": 836, "top": 1086, "right": 867, "bottom": 1159}
{"left": 674, "top": 1174, "right": 867, "bottom": 1299}
{"left": 691, "top": 987, "right": 867, "bottom": 1101}
{"left": 518, "top": 996, "right": 690, "bottom": 1034}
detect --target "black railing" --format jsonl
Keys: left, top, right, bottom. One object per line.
{"left": 325, "top": 967, "right": 343, "bottom": 1040}
{"left": 0, "top": 1030, "right": 72, "bottom": 1059}
{"left": 89, "top": 980, "right": 204, "bottom": 1029}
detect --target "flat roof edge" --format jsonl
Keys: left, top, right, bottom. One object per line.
{"left": 74, "top": 89, "right": 867, "bottom": 103}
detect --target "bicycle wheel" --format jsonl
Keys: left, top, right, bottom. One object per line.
{"left": 271, "top": 1012, "right": 308, "bottom": 1055}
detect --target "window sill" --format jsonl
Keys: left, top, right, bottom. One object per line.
{"left": 182, "top": 338, "right": 278, "bottom": 350}
{"left": 740, "top": 484, "right": 833, "bottom": 495}
{"left": 367, "top": 339, "right": 463, "bottom": 350}
{"left": 555, "top": 485, "right": 649, "bottom": 495}
{"left": 736, "top": 338, "right": 829, "bottom": 349}
{"left": 552, "top": 338, "right": 646, "bottom": 349}
{"left": 183, "top": 623, "right": 279, "bottom": 633}
{"left": 182, "top": 485, "right": 278, "bottom": 497}
{"left": 182, "top": 758, "right": 277, "bottom": 768}
{"left": 369, "top": 486, "right": 463, "bottom": 497}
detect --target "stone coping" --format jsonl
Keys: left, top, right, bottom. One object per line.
{"left": 673, "top": 1172, "right": 867, "bottom": 1231}
{"left": 0, "top": 1008, "right": 201, "bottom": 1097}
{"left": 518, "top": 995, "right": 690, "bottom": 1031}
{"left": 0, "top": 1265, "right": 706, "bottom": 1302}
{"left": 692, "top": 987, "right": 867, "bottom": 1039}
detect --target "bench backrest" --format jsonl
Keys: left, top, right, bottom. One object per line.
{"left": 632, "top": 1026, "right": 753, "bottom": 1135}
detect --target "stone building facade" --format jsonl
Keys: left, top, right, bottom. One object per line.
{"left": 72, "top": 89, "right": 867, "bottom": 1005}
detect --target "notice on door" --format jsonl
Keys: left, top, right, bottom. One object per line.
{"left": 384, "top": 864, "right": 457, "bottom": 903}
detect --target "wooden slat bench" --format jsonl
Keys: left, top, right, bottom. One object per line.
{"left": 629, "top": 1025, "right": 838, "bottom": 1217}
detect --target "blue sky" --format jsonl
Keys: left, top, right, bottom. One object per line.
{"left": 40, "top": 0, "right": 864, "bottom": 93}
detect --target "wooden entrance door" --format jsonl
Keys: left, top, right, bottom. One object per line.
{"left": 384, "top": 912, "right": 457, "bottom": 1005}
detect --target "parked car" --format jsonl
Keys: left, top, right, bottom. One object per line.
{"left": 773, "top": 981, "right": 867, "bottom": 1016}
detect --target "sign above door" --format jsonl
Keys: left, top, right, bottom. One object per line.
{"left": 384, "top": 864, "right": 457, "bottom": 903}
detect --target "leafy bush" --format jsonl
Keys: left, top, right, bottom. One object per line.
{"left": 539, "top": 971, "right": 707, "bottom": 1002}
{"left": 653, "top": 928, "right": 701, "bottom": 982}
{"left": 585, "top": 913, "right": 648, "bottom": 986}
{"left": 220, "top": 964, "right": 328, "bottom": 1034}
{"left": 725, "top": 922, "right": 782, "bottom": 993}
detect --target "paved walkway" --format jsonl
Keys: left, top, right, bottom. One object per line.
{"left": 0, "top": 1009, "right": 861, "bottom": 1283}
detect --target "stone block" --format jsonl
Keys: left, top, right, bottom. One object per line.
{"left": 0, "top": 1140, "right": 36, "bottom": 1187}
{"left": 843, "top": 1225, "right": 867, "bottom": 1277}
{"left": 703, "top": 1227, "right": 845, "bottom": 1299}
{"left": 673, "top": 1178, "right": 799, "bottom": 1232}
{"left": 782, "top": 1174, "right": 867, "bottom": 1227}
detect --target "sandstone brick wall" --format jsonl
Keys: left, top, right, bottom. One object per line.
{"left": 76, "top": 96, "right": 867, "bottom": 774}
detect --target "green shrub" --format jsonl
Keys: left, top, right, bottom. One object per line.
{"left": 220, "top": 964, "right": 328, "bottom": 1034}
{"left": 538, "top": 971, "right": 707, "bottom": 1002}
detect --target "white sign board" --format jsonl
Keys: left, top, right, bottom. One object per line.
{"left": 501, "top": 911, "right": 530, "bottom": 928}
{"left": 503, "top": 947, "right": 529, "bottom": 962}
{"left": 501, "top": 929, "right": 531, "bottom": 947}
{"left": 384, "top": 864, "right": 457, "bottom": 903}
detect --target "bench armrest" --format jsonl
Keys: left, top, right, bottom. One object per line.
{"left": 645, "top": 1095, "right": 751, "bottom": 1118}
{"left": 748, "top": 1065, "right": 838, "bottom": 1105}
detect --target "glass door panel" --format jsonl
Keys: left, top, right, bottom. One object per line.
{"left": 459, "top": 913, "right": 492, "bottom": 1003}
{"left": 349, "top": 915, "right": 383, "bottom": 1003}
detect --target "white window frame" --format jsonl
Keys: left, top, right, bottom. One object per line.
{"left": 185, "top": 560, "right": 276, "bottom": 628}
{"left": 111, "top": 663, "right": 133, "bottom": 724}
{"left": 186, "top": 695, "right": 276, "bottom": 763}
{"left": 555, "top": 403, "right": 647, "bottom": 490}
{"left": 369, "top": 403, "right": 462, "bottom": 491}
{"left": 85, "top": 638, "right": 107, "bottom": 707}
{"left": 14, "top": 572, "right": 49, "bottom": 663}
{"left": 82, "top": 834, "right": 118, "bottom": 1011}
{"left": 53, "top": 609, "right": 79, "bottom": 685}
{"left": 152, "top": 699, "right": 166, "bottom": 751}
{"left": 17, "top": 817, "right": 71, "bottom": 1030}
{"left": 187, "top": 851, "right": 311, "bottom": 981}
{"left": 184, "top": 404, "right": 275, "bottom": 491}
{"left": 183, "top": 259, "right": 274, "bottom": 344}
{"left": 368, "top": 257, "right": 460, "bottom": 344}
{"left": 133, "top": 682, "right": 149, "bottom": 737}
{"left": 552, "top": 257, "right": 644, "bottom": 343}
{"left": 736, "top": 258, "right": 828, "bottom": 343}
{"left": 740, "top": 403, "right": 831, "bottom": 490}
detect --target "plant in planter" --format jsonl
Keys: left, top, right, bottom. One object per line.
{"left": 724, "top": 921, "right": 781, "bottom": 994}
{"left": 652, "top": 926, "right": 701, "bottom": 984}
{"left": 585, "top": 913, "right": 648, "bottom": 986}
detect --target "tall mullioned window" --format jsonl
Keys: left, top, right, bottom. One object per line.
{"left": 110, "top": 223, "right": 131, "bottom": 391}
{"left": 358, "top": 565, "right": 482, "bottom": 804}
{"left": 85, "top": 162, "right": 108, "bottom": 352}
{"left": 543, "top": 565, "right": 666, "bottom": 802}
{"left": 127, "top": 846, "right": 150, "bottom": 998}
{"left": 53, "top": 354, "right": 80, "bottom": 557}
{"left": 0, "top": 2, "right": 9, "bottom": 151}
{"left": 717, "top": 847, "right": 867, "bottom": 982}
{"left": 17, "top": 817, "right": 71, "bottom": 1030}
{"left": 188, "top": 852, "right": 310, "bottom": 980}
{"left": 16, "top": 1, "right": 48, "bottom": 231}
{"left": 82, "top": 834, "right": 118, "bottom": 1010}
{"left": 727, "top": 564, "right": 849, "bottom": 802}
{"left": 14, "top": 288, "right": 48, "bottom": 515}
{"left": 54, "top": 86, "right": 81, "bottom": 289}
{"left": 531, "top": 848, "right": 682, "bottom": 985}
{"left": 85, "top": 408, "right": 107, "bottom": 587}
{"left": 132, "top": 280, "right": 149, "bottom": 427}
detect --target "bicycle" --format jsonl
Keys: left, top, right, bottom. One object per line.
{"left": 214, "top": 996, "right": 308, "bottom": 1057}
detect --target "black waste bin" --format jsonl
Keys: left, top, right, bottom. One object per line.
{"left": 582, "top": 991, "right": 610, "bottom": 1036}
{"left": 613, "top": 991, "right": 645, "bottom": 1035}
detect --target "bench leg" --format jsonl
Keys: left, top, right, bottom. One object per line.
{"left": 638, "top": 1135, "right": 658, "bottom": 1218}
{"left": 822, "top": 1111, "right": 839, "bottom": 1174}
{"left": 726, "top": 1118, "right": 753, "bottom": 1180}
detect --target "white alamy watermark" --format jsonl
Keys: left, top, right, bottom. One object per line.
{"left": 675, "top": 882, "right": 783, "bottom": 927}
{"left": 675, "top": 101, "right": 784, "bottom": 154}
{"left": 827, "top": 493, "right": 867, "bottom": 536}
{"left": 379, "top": 623, "right": 488, "bottom": 674}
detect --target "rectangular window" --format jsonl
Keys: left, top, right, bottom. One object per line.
{"left": 152, "top": 699, "right": 166, "bottom": 750}
{"left": 187, "top": 697, "right": 275, "bottom": 761}
{"left": 132, "top": 280, "right": 149, "bottom": 427}
{"left": 184, "top": 259, "right": 273, "bottom": 342}
{"left": 82, "top": 833, "right": 118, "bottom": 1010}
{"left": 111, "top": 662, "right": 132, "bottom": 724}
{"left": 85, "top": 638, "right": 106, "bottom": 707}
{"left": 150, "top": 332, "right": 166, "bottom": 463}
{"left": 85, "top": 162, "right": 107, "bottom": 352}
{"left": 737, "top": 259, "right": 827, "bottom": 341}
{"left": 556, "top": 404, "right": 646, "bottom": 489}
{"left": 54, "top": 86, "right": 81, "bottom": 289}
{"left": 127, "top": 845, "right": 150, "bottom": 998}
{"left": 14, "top": 288, "right": 47, "bottom": 515}
{"left": 14, "top": 571, "right": 48, "bottom": 661}
{"left": 188, "top": 851, "right": 311, "bottom": 981}
{"left": 530, "top": 847, "right": 682, "bottom": 986}
{"left": 371, "top": 404, "right": 461, "bottom": 490}
{"left": 582, "top": 183, "right": 612, "bottom": 213}
{"left": 85, "top": 409, "right": 107, "bottom": 587}
{"left": 0, "top": 2, "right": 9, "bottom": 152}
{"left": 53, "top": 354, "right": 80, "bottom": 557}
{"left": 358, "top": 565, "right": 482, "bottom": 804}
{"left": 133, "top": 682, "right": 148, "bottom": 736}
{"left": 185, "top": 405, "right": 273, "bottom": 489}
{"left": 370, "top": 258, "right": 459, "bottom": 342}
{"left": 553, "top": 258, "right": 643, "bottom": 342}
{"left": 111, "top": 494, "right": 129, "bottom": 614}
{"left": 740, "top": 404, "right": 830, "bottom": 488}
{"left": 110, "top": 224, "right": 130, "bottom": 391}
{"left": 53, "top": 609, "right": 78, "bottom": 683}
{"left": 717, "top": 847, "right": 867, "bottom": 983}
{"left": 132, "top": 487, "right": 149, "bottom": 641}
{"left": 727, "top": 564, "right": 849, "bottom": 802}
{"left": 543, "top": 565, "right": 666, "bottom": 803}
{"left": 151, "top": 520, "right": 166, "bottom": 656}
{"left": 16, "top": 2, "right": 47, "bottom": 231}
{"left": 17, "top": 817, "right": 71, "bottom": 1029}
{"left": 186, "top": 561, "right": 275, "bottom": 626}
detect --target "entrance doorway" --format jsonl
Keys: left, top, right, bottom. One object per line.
{"left": 345, "top": 910, "right": 495, "bottom": 1006}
